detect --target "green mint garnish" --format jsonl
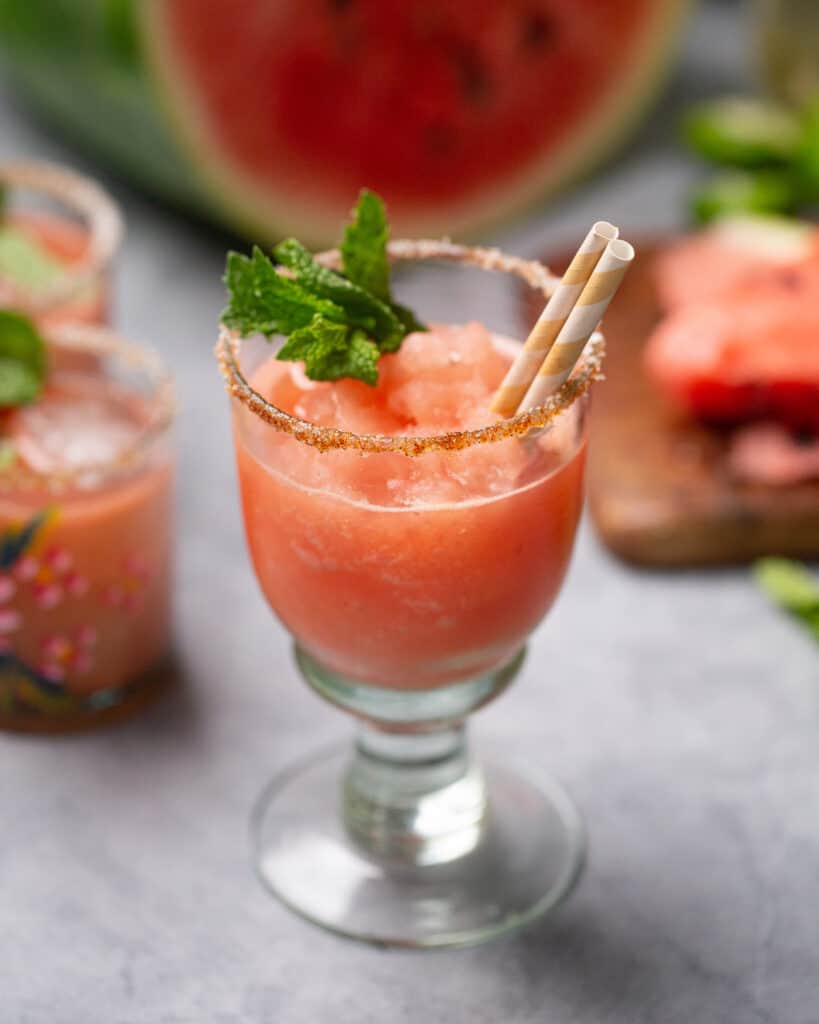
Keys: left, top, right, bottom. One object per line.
{"left": 0, "top": 440, "right": 16, "bottom": 472}
{"left": 223, "top": 189, "right": 426, "bottom": 385}
{"left": 0, "top": 227, "right": 65, "bottom": 292}
{"left": 0, "top": 310, "right": 46, "bottom": 408}
{"left": 278, "top": 315, "right": 379, "bottom": 386}
{"left": 755, "top": 558, "right": 819, "bottom": 640}
{"left": 341, "top": 189, "right": 391, "bottom": 301}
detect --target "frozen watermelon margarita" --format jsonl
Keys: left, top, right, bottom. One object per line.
{"left": 218, "top": 198, "right": 603, "bottom": 948}
{"left": 0, "top": 323, "right": 174, "bottom": 731}
{"left": 0, "top": 161, "right": 122, "bottom": 328}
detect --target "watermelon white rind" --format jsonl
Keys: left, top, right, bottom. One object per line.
{"left": 139, "top": 0, "right": 692, "bottom": 246}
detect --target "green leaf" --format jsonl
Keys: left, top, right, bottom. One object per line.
{"left": 222, "top": 246, "right": 346, "bottom": 338}
{"left": 793, "top": 98, "right": 819, "bottom": 202}
{"left": 0, "top": 227, "right": 65, "bottom": 292}
{"left": 755, "top": 558, "right": 819, "bottom": 616}
{"left": 341, "top": 189, "right": 391, "bottom": 301}
{"left": 277, "top": 314, "right": 379, "bottom": 386}
{"left": 274, "top": 237, "right": 402, "bottom": 346}
{"left": 340, "top": 190, "right": 427, "bottom": 345}
{"left": 683, "top": 97, "right": 801, "bottom": 168}
{"left": 0, "top": 310, "right": 46, "bottom": 407}
{"left": 0, "top": 441, "right": 16, "bottom": 472}
{"left": 756, "top": 558, "right": 819, "bottom": 644}
{"left": 691, "top": 169, "right": 799, "bottom": 224}
{"left": 0, "top": 358, "right": 40, "bottom": 407}
{"left": 222, "top": 190, "right": 425, "bottom": 384}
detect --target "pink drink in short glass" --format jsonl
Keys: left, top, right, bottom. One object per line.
{"left": 0, "top": 325, "right": 174, "bottom": 731}
{"left": 219, "top": 240, "right": 602, "bottom": 949}
{"left": 0, "top": 161, "right": 122, "bottom": 328}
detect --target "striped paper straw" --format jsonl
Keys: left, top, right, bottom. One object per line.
{"left": 490, "top": 220, "right": 618, "bottom": 417}
{"left": 519, "top": 238, "right": 634, "bottom": 411}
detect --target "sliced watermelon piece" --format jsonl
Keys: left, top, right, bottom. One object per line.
{"left": 653, "top": 214, "right": 817, "bottom": 311}
{"left": 728, "top": 423, "right": 819, "bottom": 486}
{"left": 139, "top": 0, "right": 690, "bottom": 244}
{"left": 644, "top": 292, "right": 819, "bottom": 431}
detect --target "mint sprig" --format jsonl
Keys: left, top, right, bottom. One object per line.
{"left": 222, "top": 190, "right": 425, "bottom": 385}
{"left": 755, "top": 558, "right": 819, "bottom": 641}
{"left": 0, "top": 310, "right": 46, "bottom": 408}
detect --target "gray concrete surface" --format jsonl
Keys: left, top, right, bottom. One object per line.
{"left": 2, "top": 4, "right": 819, "bottom": 1022}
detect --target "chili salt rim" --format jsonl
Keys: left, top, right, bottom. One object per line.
{"left": 0, "top": 322, "right": 175, "bottom": 493}
{"left": 0, "top": 159, "right": 124, "bottom": 312}
{"left": 216, "top": 239, "right": 605, "bottom": 456}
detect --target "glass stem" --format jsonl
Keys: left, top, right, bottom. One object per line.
{"left": 343, "top": 721, "right": 488, "bottom": 866}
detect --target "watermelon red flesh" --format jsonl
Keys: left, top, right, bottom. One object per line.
{"left": 645, "top": 289, "right": 819, "bottom": 431}
{"left": 653, "top": 218, "right": 819, "bottom": 312}
{"left": 143, "top": 0, "right": 688, "bottom": 242}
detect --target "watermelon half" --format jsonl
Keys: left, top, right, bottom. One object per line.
{"left": 0, "top": 0, "right": 690, "bottom": 244}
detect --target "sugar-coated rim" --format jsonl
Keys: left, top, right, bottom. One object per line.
{"left": 0, "top": 159, "right": 124, "bottom": 312}
{"left": 216, "top": 239, "right": 605, "bottom": 456}
{"left": 0, "top": 322, "right": 175, "bottom": 492}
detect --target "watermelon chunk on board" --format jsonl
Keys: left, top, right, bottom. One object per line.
{"left": 645, "top": 218, "right": 819, "bottom": 431}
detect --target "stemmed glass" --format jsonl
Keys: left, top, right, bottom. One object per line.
{"left": 217, "top": 240, "right": 603, "bottom": 949}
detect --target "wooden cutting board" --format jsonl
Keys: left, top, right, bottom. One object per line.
{"left": 522, "top": 240, "right": 819, "bottom": 567}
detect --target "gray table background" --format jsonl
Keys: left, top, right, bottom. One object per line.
{"left": 3, "top": 4, "right": 819, "bottom": 1022}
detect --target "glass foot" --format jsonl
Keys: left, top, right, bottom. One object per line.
{"left": 251, "top": 744, "right": 585, "bottom": 949}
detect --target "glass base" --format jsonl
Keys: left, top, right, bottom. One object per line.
{"left": 251, "top": 744, "right": 585, "bottom": 950}
{"left": 0, "top": 655, "right": 174, "bottom": 733}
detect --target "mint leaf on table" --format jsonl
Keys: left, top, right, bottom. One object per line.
{"left": 691, "top": 169, "right": 799, "bottom": 224}
{"left": 0, "top": 310, "right": 46, "bottom": 408}
{"left": 755, "top": 558, "right": 819, "bottom": 639}
{"left": 222, "top": 190, "right": 426, "bottom": 385}
{"left": 683, "top": 97, "right": 801, "bottom": 169}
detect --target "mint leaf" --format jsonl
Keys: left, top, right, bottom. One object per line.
{"left": 756, "top": 558, "right": 819, "bottom": 639}
{"left": 341, "top": 189, "right": 390, "bottom": 301}
{"left": 756, "top": 558, "right": 819, "bottom": 613}
{"left": 278, "top": 314, "right": 378, "bottom": 386}
{"left": 274, "top": 237, "right": 402, "bottom": 347}
{"left": 222, "top": 190, "right": 425, "bottom": 384}
{"left": 0, "top": 227, "right": 65, "bottom": 292}
{"left": 341, "top": 189, "right": 427, "bottom": 347}
{"left": 222, "top": 246, "right": 346, "bottom": 338}
{"left": 0, "top": 310, "right": 46, "bottom": 407}
{"left": 0, "top": 359, "right": 41, "bottom": 406}
{"left": 0, "top": 440, "right": 16, "bottom": 472}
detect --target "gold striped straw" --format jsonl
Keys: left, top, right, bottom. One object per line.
{"left": 490, "top": 220, "right": 618, "bottom": 417}
{"left": 518, "top": 237, "right": 634, "bottom": 412}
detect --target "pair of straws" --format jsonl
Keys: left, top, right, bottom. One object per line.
{"left": 490, "top": 222, "right": 634, "bottom": 418}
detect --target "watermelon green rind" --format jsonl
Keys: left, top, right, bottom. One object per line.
{"left": 0, "top": 0, "right": 206, "bottom": 212}
{"left": 138, "top": 0, "right": 692, "bottom": 247}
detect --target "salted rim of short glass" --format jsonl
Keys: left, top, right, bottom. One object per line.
{"left": 0, "top": 322, "right": 175, "bottom": 492}
{"left": 216, "top": 238, "right": 604, "bottom": 456}
{"left": 0, "top": 159, "right": 124, "bottom": 312}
